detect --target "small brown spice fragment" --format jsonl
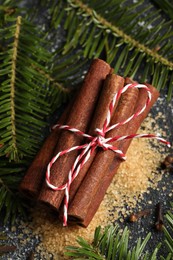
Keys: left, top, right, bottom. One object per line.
{"left": 26, "top": 251, "right": 35, "bottom": 260}
{"left": 129, "top": 209, "right": 151, "bottom": 222}
{"left": 155, "top": 202, "right": 164, "bottom": 231}
{"left": 0, "top": 245, "right": 16, "bottom": 253}
{"left": 162, "top": 154, "right": 173, "bottom": 171}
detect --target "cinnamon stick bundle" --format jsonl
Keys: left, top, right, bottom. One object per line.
{"left": 20, "top": 57, "right": 160, "bottom": 228}
{"left": 68, "top": 81, "right": 159, "bottom": 227}
{"left": 67, "top": 82, "right": 139, "bottom": 224}
{"left": 38, "top": 59, "right": 112, "bottom": 210}
{"left": 19, "top": 105, "right": 71, "bottom": 199}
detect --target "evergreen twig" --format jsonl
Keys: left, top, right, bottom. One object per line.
{"left": 50, "top": 0, "right": 173, "bottom": 99}
{"left": 163, "top": 207, "right": 173, "bottom": 259}
{"left": 0, "top": 12, "right": 70, "bottom": 222}
{"left": 151, "top": 0, "right": 173, "bottom": 21}
{"left": 65, "top": 225, "right": 160, "bottom": 259}
{"left": 0, "top": 0, "right": 173, "bottom": 235}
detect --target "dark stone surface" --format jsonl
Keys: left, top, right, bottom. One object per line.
{"left": 1, "top": 0, "right": 173, "bottom": 259}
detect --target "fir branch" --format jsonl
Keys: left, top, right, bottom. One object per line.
{"left": 65, "top": 225, "right": 159, "bottom": 259}
{"left": 0, "top": 0, "right": 22, "bottom": 26}
{"left": 0, "top": 181, "right": 27, "bottom": 224}
{"left": 50, "top": 0, "right": 173, "bottom": 99}
{"left": 0, "top": 15, "right": 69, "bottom": 161}
{"left": 163, "top": 209, "right": 173, "bottom": 258}
{"left": 33, "top": 63, "right": 70, "bottom": 94}
{"left": 33, "top": 63, "right": 71, "bottom": 111}
{"left": 10, "top": 16, "right": 21, "bottom": 162}
{"left": 0, "top": 15, "right": 50, "bottom": 161}
{"left": 0, "top": 157, "right": 28, "bottom": 224}
{"left": 52, "top": 48, "right": 89, "bottom": 86}
{"left": 0, "top": 10, "right": 72, "bottom": 223}
{"left": 66, "top": 0, "right": 173, "bottom": 69}
{"left": 151, "top": 0, "right": 173, "bottom": 21}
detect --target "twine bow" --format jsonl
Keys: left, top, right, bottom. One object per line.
{"left": 46, "top": 83, "right": 170, "bottom": 226}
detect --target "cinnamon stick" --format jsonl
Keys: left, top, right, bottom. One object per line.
{"left": 38, "top": 59, "right": 112, "bottom": 210}
{"left": 68, "top": 83, "right": 139, "bottom": 225}
{"left": 19, "top": 105, "right": 71, "bottom": 199}
{"left": 65, "top": 74, "right": 124, "bottom": 203}
{"left": 58, "top": 74, "right": 124, "bottom": 219}
{"left": 69, "top": 81, "right": 159, "bottom": 227}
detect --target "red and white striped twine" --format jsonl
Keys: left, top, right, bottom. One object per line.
{"left": 46, "top": 83, "right": 170, "bottom": 226}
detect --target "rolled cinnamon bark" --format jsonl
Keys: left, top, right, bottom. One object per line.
{"left": 38, "top": 59, "right": 112, "bottom": 210}
{"left": 58, "top": 74, "right": 124, "bottom": 219}
{"left": 68, "top": 83, "right": 139, "bottom": 225}
{"left": 66, "top": 74, "right": 124, "bottom": 203}
{"left": 69, "top": 81, "right": 159, "bottom": 227}
{"left": 19, "top": 105, "right": 71, "bottom": 199}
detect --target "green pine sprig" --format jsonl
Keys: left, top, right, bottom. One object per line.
{"left": 0, "top": 16, "right": 51, "bottom": 161}
{"left": 65, "top": 203, "right": 173, "bottom": 260}
{"left": 0, "top": 0, "right": 22, "bottom": 26}
{"left": 0, "top": 12, "right": 71, "bottom": 223}
{"left": 50, "top": 0, "right": 173, "bottom": 99}
{"left": 65, "top": 225, "right": 160, "bottom": 260}
{"left": 162, "top": 205, "right": 173, "bottom": 259}
{"left": 0, "top": 156, "right": 29, "bottom": 223}
{"left": 0, "top": 15, "right": 70, "bottom": 162}
{"left": 151, "top": 0, "right": 173, "bottom": 21}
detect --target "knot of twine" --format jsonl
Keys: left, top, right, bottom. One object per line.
{"left": 46, "top": 83, "right": 170, "bottom": 226}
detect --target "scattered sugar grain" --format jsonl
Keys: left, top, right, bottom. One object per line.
{"left": 11, "top": 226, "right": 16, "bottom": 232}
